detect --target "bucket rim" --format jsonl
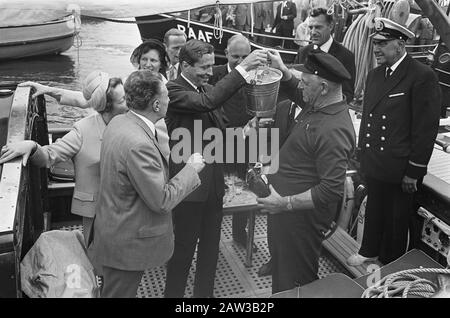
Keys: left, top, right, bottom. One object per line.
{"left": 245, "top": 67, "right": 283, "bottom": 86}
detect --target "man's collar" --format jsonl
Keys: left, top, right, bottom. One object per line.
{"left": 227, "top": 63, "right": 232, "bottom": 74}
{"left": 311, "top": 99, "right": 347, "bottom": 115}
{"left": 180, "top": 73, "right": 198, "bottom": 91}
{"left": 129, "top": 110, "right": 156, "bottom": 135}
{"left": 389, "top": 52, "right": 407, "bottom": 73}
{"left": 320, "top": 36, "right": 333, "bottom": 53}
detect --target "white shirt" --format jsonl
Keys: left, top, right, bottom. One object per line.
{"left": 389, "top": 52, "right": 407, "bottom": 74}
{"left": 290, "top": 102, "right": 301, "bottom": 119}
{"left": 227, "top": 63, "right": 232, "bottom": 74}
{"left": 181, "top": 73, "right": 199, "bottom": 91}
{"left": 181, "top": 65, "right": 250, "bottom": 90}
{"left": 129, "top": 110, "right": 156, "bottom": 136}
{"left": 280, "top": 1, "right": 287, "bottom": 18}
{"left": 320, "top": 36, "right": 334, "bottom": 53}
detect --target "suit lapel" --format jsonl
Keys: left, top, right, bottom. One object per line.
{"left": 127, "top": 111, "right": 168, "bottom": 166}
{"left": 177, "top": 75, "right": 226, "bottom": 129}
{"left": 328, "top": 40, "right": 338, "bottom": 56}
{"left": 365, "top": 55, "right": 411, "bottom": 114}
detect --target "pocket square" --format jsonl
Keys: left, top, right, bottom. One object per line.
{"left": 388, "top": 92, "right": 405, "bottom": 98}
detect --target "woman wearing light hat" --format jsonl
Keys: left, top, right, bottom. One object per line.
{"left": 0, "top": 71, "right": 128, "bottom": 245}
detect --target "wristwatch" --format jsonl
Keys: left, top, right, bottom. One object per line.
{"left": 286, "top": 196, "right": 293, "bottom": 211}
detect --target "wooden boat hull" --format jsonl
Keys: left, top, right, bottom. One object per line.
{"left": 0, "top": 15, "right": 77, "bottom": 60}
{"left": 136, "top": 14, "right": 298, "bottom": 64}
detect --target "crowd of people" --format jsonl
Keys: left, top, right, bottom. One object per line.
{"left": 0, "top": 6, "right": 442, "bottom": 298}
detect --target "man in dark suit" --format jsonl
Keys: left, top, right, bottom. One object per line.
{"left": 163, "top": 39, "right": 267, "bottom": 298}
{"left": 89, "top": 71, "right": 204, "bottom": 298}
{"left": 294, "top": 8, "right": 355, "bottom": 103}
{"left": 347, "top": 18, "right": 442, "bottom": 266}
{"left": 259, "top": 49, "right": 356, "bottom": 293}
{"left": 273, "top": 0, "right": 297, "bottom": 48}
{"left": 208, "top": 34, "right": 257, "bottom": 253}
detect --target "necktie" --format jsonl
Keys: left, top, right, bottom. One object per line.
{"left": 168, "top": 66, "right": 177, "bottom": 81}
{"left": 385, "top": 67, "right": 393, "bottom": 79}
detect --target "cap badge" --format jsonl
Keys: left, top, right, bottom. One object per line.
{"left": 375, "top": 20, "right": 384, "bottom": 32}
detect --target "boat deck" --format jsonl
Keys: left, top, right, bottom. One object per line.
{"left": 58, "top": 214, "right": 348, "bottom": 298}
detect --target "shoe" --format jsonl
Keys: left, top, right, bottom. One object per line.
{"left": 233, "top": 237, "right": 258, "bottom": 253}
{"left": 258, "top": 260, "right": 273, "bottom": 277}
{"left": 346, "top": 254, "right": 378, "bottom": 266}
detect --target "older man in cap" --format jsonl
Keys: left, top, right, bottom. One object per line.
{"left": 347, "top": 18, "right": 442, "bottom": 266}
{"left": 260, "top": 49, "right": 356, "bottom": 293}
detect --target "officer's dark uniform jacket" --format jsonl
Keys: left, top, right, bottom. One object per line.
{"left": 359, "top": 54, "right": 442, "bottom": 183}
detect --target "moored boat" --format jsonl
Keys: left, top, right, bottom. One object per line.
{"left": 0, "top": 14, "right": 79, "bottom": 61}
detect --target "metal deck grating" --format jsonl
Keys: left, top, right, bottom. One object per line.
{"left": 57, "top": 214, "right": 347, "bottom": 298}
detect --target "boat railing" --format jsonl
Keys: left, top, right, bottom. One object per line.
{"left": 0, "top": 87, "right": 32, "bottom": 297}
{"left": 0, "top": 87, "right": 31, "bottom": 236}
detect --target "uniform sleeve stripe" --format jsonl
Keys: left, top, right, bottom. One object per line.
{"left": 409, "top": 161, "right": 427, "bottom": 168}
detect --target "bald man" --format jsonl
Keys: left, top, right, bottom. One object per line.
{"left": 209, "top": 34, "right": 256, "bottom": 252}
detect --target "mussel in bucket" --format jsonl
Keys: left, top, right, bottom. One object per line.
{"left": 244, "top": 67, "right": 282, "bottom": 118}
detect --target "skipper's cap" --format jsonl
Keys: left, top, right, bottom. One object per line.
{"left": 296, "top": 48, "right": 351, "bottom": 83}
{"left": 370, "top": 17, "right": 415, "bottom": 41}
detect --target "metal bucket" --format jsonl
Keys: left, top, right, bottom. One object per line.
{"left": 244, "top": 67, "right": 282, "bottom": 118}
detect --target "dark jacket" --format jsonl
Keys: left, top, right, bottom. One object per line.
{"left": 359, "top": 54, "right": 441, "bottom": 183}
{"left": 209, "top": 64, "right": 252, "bottom": 128}
{"left": 166, "top": 70, "right": 247, "bottom": 202}
{"left": 295, "top": 41, "right": 356, "bottom": 102}
{"left": 273, "top": 1, "right": 297, "bottom": 35}
{"left": 273, "top": 99, "right": 298, "bottom": 147}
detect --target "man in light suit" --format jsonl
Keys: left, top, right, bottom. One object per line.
{"left": 164, "top": 28, "right": 187, "bottom": 81}
{"left": 89, "top": 70, "right": 205, "bottom": 298}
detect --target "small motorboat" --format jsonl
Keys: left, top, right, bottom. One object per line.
{"left": 0, "top": 14, "right": 79, "bottom": 61}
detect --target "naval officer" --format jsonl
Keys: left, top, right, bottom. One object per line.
{"left": 347, "top": 18, "right": 442, "bottom": 266}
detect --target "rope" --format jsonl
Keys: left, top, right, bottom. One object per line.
{"left": 362, "top": 268, "right": 450, "bottom": 298}
{"left": 213, "top": 1, "right": 223, "bottom": 43}
{"left": 80, "top": 15, "right": 176, "bottom": 24}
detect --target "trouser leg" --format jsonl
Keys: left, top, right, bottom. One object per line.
{"left": 378, "top": 183, "right": 415, "bottom": 263}
{"left": 271, "top": 212, "right": 322, "bottom": 294}
{"left": 358, "top": 177, "right": 385, "bottom": 258}
{"left": 101, "top": 266, "right": 143, "bottom": 298}
{"left": 164, "top": 202, "right": 203, "bottom": 298}
{"left": 82, "top": 216, "right": 94, "bottom": 248}
{"left": 193, "top": 183, "right": 223, "bottom": 298}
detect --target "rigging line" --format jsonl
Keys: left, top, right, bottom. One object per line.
{"left": 80, "top": 15, "right": 176, "bottom": 24}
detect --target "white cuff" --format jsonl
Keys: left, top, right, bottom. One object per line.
{"left": 235, "top": 65, "right": 250, "bottom": 82}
